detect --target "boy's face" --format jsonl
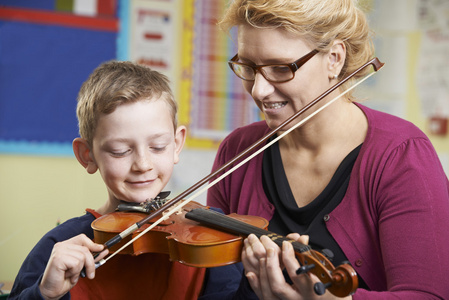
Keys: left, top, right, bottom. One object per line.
{"left": 89, "top": 98, "right": 184, "bottom": 205}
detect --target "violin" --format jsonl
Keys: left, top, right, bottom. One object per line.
{"left": 91, "top": 196, "right": 357, "bottom": 297}
{"left": 91, "top": 200, "right": 268, "bottom": 268}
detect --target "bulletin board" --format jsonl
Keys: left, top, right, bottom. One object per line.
{"left": 0, "top": 1, "right": 118, "bottom": 155}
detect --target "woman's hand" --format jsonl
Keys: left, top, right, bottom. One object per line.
{"left": 242, "top": 233, "right": 352, "bottom": 300}
{"left": 39, "top": 234, "right": 108, "bottom": 300}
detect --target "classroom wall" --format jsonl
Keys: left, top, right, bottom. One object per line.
{"left": 362, "top": 0, "right": 449, "bottom": 172}
{"left": 1, "top": 0, "right": 448, "bottom": 288}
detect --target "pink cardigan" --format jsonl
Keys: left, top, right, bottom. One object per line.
{"left": 207, "top": 103, "right": 449, "bottom": 299}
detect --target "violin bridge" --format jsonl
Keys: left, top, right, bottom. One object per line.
{"left": 172, "top": 199, "right": 188, "bottom": 215}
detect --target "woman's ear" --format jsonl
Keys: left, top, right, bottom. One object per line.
{"left": 173, "top": 125, "right": 187, "bottom": 164}
{"left": 328, "top": 40, "right": 346, "bottom": 80}
{"left": 72, "top": 137, "right": 98, "bottom": 174}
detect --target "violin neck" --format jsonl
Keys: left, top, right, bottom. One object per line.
{"left": 185, "top": 208, "right": 310, "bottom": 253}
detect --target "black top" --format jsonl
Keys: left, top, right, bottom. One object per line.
{"left": 262, "top": 139, "right": 368, "bottom": 289}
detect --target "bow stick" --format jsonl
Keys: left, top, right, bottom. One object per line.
{"left": 90, "top": 57, "right": 385, "bottom": 271}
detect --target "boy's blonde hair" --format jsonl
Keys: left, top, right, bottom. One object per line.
{"left": 219, "top": 0, "right": 374, "bottom": 97}
{"left": 76, "top": 61, "right": 177, "bottom": 145}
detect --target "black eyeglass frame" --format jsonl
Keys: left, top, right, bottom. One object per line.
{"left": 228, "top": 49, "right": 319, "bottom": 83}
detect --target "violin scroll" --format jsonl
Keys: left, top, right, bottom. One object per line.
{"left": 325, "top": 263, "right": 359, "bottom": 296}
{"left": 293, "top": 244, "right": 358, "bottom": 297}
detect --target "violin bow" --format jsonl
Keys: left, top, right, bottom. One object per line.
{"left": 91, "top": 57, "right": 385, "bottom": 271}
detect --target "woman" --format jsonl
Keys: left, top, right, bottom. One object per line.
{"left": 206, "top": 0, "right": 449, "bottom": 299}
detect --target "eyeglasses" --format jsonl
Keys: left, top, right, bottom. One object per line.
{"left": 228, "top": 49, "right": 319, "bottom": 83}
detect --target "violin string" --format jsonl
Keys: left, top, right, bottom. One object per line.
{"left": 97, "top": 69, "right": 378, "bottom": 266}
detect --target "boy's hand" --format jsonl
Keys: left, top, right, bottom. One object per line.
{"left": 39, "top": 234, "right": 108, "bottom": 300}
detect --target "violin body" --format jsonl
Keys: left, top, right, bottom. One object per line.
{"left": 92, "top": 201, "right": 268, "bottom": 268}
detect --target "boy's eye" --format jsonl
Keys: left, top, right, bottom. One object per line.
{"left": 110, "top": 149, "right": 130, "bottom": 156}
{"left": 151, "top": 146, "right": 167, "bottom": 152}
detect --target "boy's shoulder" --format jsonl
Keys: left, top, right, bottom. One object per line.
{"left": 49, "top": 211, "right": 96, "bottom": 241}
{"left": 34, "top": 211, "right": 96, "bottom": 253}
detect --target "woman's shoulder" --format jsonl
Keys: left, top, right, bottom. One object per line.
{"left": 355, "top": 103, "right": 441, "bottom": 176}
{"left": 357, "top": 103, "right": 428, "bottom": 144}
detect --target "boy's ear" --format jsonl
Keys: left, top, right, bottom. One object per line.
{"left": 173, "top": 125, "right": 187, "bottom": 164}
{"left": 72, "top": 137, "right": 98, "bottom": 174}
{"left": 327, "top": 39, "right": 346, "bottom": 79}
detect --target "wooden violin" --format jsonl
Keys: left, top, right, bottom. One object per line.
{"left": 91, "top": 201, "right": 268, "bottom": 268}
{"left": 91, "top": 200, "right": 358, "bottom": 297}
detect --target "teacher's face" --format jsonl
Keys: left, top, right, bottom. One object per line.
{"left": 237, "top": 25, "right": 332, "bottom": 130}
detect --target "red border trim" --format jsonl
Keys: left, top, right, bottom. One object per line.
{"left": 0, "top": 7, "right": 118, "bottom": 32}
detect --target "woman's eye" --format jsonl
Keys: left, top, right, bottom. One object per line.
{"left": 270, "top": 65, "right": 290, "bottom": 74}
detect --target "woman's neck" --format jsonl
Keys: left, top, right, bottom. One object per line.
{"left": 279, "top": 99, "right": 366, "bottom": 154}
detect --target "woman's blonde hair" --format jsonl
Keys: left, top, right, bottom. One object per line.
{"left": 76, "top": 61, "right": 177, "bottom": 146}
{"left": 219, "top": 0, "right": 374, "bottom": 96}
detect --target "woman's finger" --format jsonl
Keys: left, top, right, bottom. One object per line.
{"left": 281, "top": 241, "right": 317, "bottom": 298}
{"left": 242, "top": 236, "right": 260, "bottom": 274}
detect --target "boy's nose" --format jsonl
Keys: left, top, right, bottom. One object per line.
{"left": 251, "top": 72, "right": 275, "bottom": 101}
{"left": 132, "top": 151, "right": 153, "bottom": 172}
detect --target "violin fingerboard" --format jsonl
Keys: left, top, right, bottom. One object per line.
{"left": 185, "top": 208, "right": 310, "bottom": 253}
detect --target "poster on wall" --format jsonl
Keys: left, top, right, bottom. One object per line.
{"left": 189, "top": 0, "right": 260, "bottom": 141}
{"left": 130, "top": 1, "right": 175, "bottom": 79}
{"left": 416, "top": 0, "right": 449, "bottom": 119}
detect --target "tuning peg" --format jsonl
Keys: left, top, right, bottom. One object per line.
{"left": 321, "top": 248, "right": 334, "bottom": 260}
{"left": 296, "top": 263, "right": 316, "bottom": 275}
{"left": 157, "top": 191, "right": 171, "bottom": 199}
{"left": 314, "top": 281, "right": 332, "bottom": 295}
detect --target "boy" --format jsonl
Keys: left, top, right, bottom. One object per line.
{"left": 9, "top": 61, "right": 206, "bottom": 299}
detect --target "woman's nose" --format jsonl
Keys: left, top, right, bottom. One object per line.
{"left": 251, "top": 72, "right": 275, "bottom": 101}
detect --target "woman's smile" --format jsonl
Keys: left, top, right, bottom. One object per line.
{"left": 263, "top": 101, "right": 288, "bottom": 110}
